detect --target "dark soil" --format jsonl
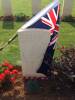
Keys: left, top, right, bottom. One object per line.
{"left": 0, "top": 70, "right": 75, "bottom": 100}
{"left": 0, "top": 47, "right": 75, "bottom": 100}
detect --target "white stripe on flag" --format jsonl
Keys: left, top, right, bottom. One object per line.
{"left": 17, "top": 0, "right": 59, "bottom": 32}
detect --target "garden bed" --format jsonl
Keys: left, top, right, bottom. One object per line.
{"left": 0, "top": 69, "right": 75, "bottom": 100}
{"left": 0, "top": 47, "right": 75, "bottom": 100}
{"left": 0, "top": 15, "right": 30, "bottom": 22}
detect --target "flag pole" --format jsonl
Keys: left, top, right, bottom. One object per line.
{"left": 0, "top": 33, "right": 17, "bottom": 51}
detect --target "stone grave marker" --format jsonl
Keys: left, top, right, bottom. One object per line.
{"left": 18, "top": 29, "right": 49, "bottom": 78}
{"left": 2, "top": 0, "right": 12, "bottom": 16}
{"left": 17, "top": 0, "right": 59, "bottom": 93}
{"left": 62, "top": 0, "right": 73, "bottom": 17}
{"left": 32, "top": 0, "right": 41, "bottom": 15}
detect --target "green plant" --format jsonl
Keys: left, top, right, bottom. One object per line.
{"left": 15, "top": 13, "right": 25, "bottom": 21}
{"left": 0, "top": 60, "right": 18, "bottom": 90}
{"left": 3, "top": 16, "right": 14, "bottom": 21}
{"left": 62, "top": 15, "right": 75, "bottom": 22}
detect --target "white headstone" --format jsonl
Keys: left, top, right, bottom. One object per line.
{"left": 62, "top": 0, "right": 73, "bottom": 17}
{"left": 32, "top": 0, "right": 41, "bottom": 15}
{"left": 18, "top": 29, "right": 50, "bottom": 78}
{"left": 2, "top": 0, "right": 12, "bottom": 16}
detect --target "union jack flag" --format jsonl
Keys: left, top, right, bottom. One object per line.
{"left": 37, "top": 5, "right": 60, "bottom": 76}
{"left": 19, "top": 0, "right": 60, "bottom": 77}
{"left": 41, "top": 5, "right": 60, "bottom": 33}
{"left": 28, "top": 3, "right": 60, "bottom": 32}
{"left": 28, "top": 2, "right": 60, "bottom": 76}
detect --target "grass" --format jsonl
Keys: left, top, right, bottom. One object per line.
{"left": 0, "top": 21, "right": 24, "bottom": 65}
{"left": 54, "top": 21, "right": 75, "bottom": 57}
{"left": 0, "top": 21, "right": 75, "bottom": 65}
{"left": 0, "top": 0, "right": 75, "bottom": 65}
{"left": 59, "top": 22, "right": 75, "bottom": 46}
{"left": 0, "top": 0, "right": 74, "bottom": 16}
{"left": 0, "top": 0, "right": 55, "bottom": 16}
{"left": 72, "top": 0, "right": 75, "bottom": 16}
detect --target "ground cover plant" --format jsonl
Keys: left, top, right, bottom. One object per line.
{"left": 0, "top": 60, "right": 18, "bottom": 90}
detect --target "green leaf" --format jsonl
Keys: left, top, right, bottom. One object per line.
{"left": 0, "top": 69, "right": 3, "bottom": 74}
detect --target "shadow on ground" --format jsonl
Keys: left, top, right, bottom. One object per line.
{"left": 2, "top": 20, "right": 14, "bottom": 29}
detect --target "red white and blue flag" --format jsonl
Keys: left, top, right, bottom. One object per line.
{"left": 18, "top": 0, "right": 60, "bottom": 77}
{"left": 36, "top": 3, "right": 60, "bottom": 76}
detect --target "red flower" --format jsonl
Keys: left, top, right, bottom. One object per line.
{"left": 0, "top": 75, "right": 3, "bottom": 81}
{"left": 8, "top": 64, "right": 13, "bottom": 69}
{"left": 2, "top": 60, "right": 10, "bottom": 67}
{"left": 12, "top": 70, "right": 18, "bottom": 74}
{"left": 2, "top": 60, "right": 14, "bottom": 70}
{"left": 11, "top": 77, "right": 16, "bottom": 82}
{"left": 10, "top": 71, "right": 13, "bottom": 75}
{"left": 0, "top": 73, "right": 5, "bottom": 81}
{"left": 0, "top": 60, "right": 19, "bottom": 84}
{"left": 4, "top": 69, "right": 10, "bottom": 75}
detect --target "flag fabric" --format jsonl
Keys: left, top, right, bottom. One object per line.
{"left": 28, "top": 4, "right": 60, "bottom": 33}
{"left": 18, "top": 0, "right": 59, "bottom": 31}
{"left": 37, "top": 5, "right": 60, "bottom": 76}
{"left": 18, "top": 0, "right": 60, "bottom": 77}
